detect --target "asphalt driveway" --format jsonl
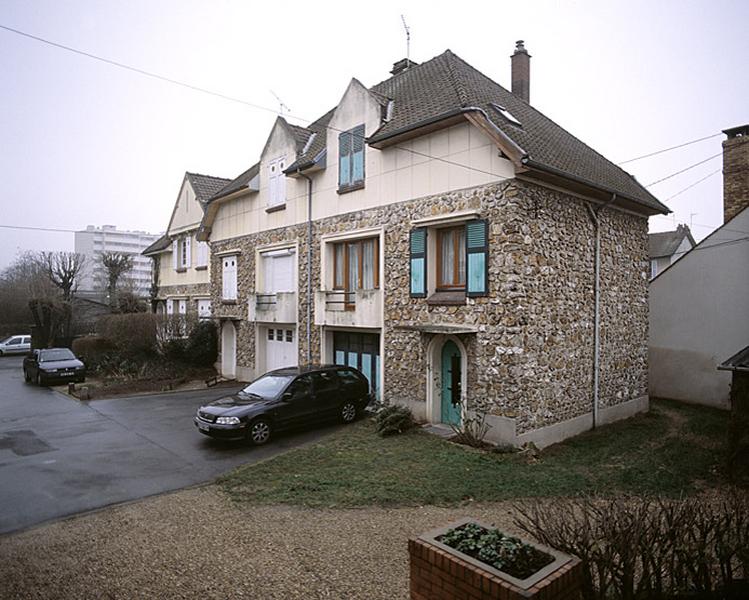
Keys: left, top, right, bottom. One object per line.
{"left": 0, "top": 356, "right": 336, "bottom": 534}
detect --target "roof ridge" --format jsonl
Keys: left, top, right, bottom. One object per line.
{"left": 444, "top": 51, "right": 470, "bottom": 108}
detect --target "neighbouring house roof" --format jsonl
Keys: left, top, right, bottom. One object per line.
{"left": 208, "top": 49, "right": 669, "bottom": 215}
{"left": 207, "top": 162, "right": 261, "bottom": 204}
{"left": 141, "top": 234, "right": 171, "bottom": 256}
{"left": 718, "top": 345, "right": 749, "bottom": 372}
{"left": 649, "top": 225, "right": 697, "bottom": 259}
{"left": 185, "top": 172, "right": 233, "bottom": 203}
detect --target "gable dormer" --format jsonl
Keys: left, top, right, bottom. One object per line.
{"left": 260, "top": 117, "right": 303, "bottom": 211}
{"left": 168, "top": 175, "right": 203, "bottom": 235}
{"left": 327, "top": 78, "right": 388, "bottom": 194}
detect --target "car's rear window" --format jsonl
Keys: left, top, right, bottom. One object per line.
{"left": 337, "top": 368, "right": 364, "bottom": 385}
{"left": 40, "top": 349, "right": 75, "bottom": 362}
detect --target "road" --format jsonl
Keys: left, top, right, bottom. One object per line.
{"left": 0, "top": 356, "right": 335, "bottom": 534}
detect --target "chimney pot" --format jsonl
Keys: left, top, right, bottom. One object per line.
{"left": 511, "top": 40, "right": 531, "bottom": 103}
{"left": 390, "top": 58, "right": 418, "bottom": 76}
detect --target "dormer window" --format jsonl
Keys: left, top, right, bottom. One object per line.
{"left": 268, "top": 157, "right": 286, "bottom": 208}
{"left": 338, "top": 124, "right": 365, "bottom": 193}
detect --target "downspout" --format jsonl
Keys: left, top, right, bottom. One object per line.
{"left": 298, "top": 170, "right": 313, "bottom": 365}
{"left": 586, "top": 194, "right": 616, "bottom": 428}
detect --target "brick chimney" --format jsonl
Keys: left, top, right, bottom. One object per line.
{"left": 511, "top": 40, "right": 531, "bottom": 103}
{"left": 722, "top": 124, "right": 749, "bottom": 223}
{"left": 390, "top": 58, "right": 418, "bottom": 76}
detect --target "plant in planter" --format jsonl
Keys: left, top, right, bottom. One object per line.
{"left": 409, "top": 517, "right": 582, "bottom": 600}
{"left": 439, "top": 522, "right": 554, "bottom": 580}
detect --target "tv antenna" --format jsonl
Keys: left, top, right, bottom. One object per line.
{"left": 401, "top": 15, "right": 410, "bottom": 63}
{"left": 270, "top": 90, "right": 290, "bottom": 116}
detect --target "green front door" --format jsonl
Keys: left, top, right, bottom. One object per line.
{"left": 441, "top": 340, "right": 462, "bottom": 425}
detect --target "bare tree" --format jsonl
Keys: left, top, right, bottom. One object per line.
{"left": 39, "top": 251, "right": 86, "bottom": 302}
{"left": 100, "top": 251, "right": 133, "bottom": 307}
{"left": 0, "top": 251, "right": 56, "bottom": 333}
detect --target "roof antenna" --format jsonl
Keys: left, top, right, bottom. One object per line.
{"left": 401, "top": 15, "right": 410, "bottom": 64}
{"left": 270, "top": 90, "right": 290, "bottom": 116}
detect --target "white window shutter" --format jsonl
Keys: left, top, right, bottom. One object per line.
{"left": 185, "top": 236, "right": 192, "bottom": 268}
{"left": 166, "top": 299, "right": 174, "bottom": 314}
{"left": 172, "top": 240, "right": 178, "bottom": 270}
{"left": 278, "top": 159, "right": 286, "bottom": 204}
{"left": 222, "top": 258, "right": 228, "bottom": 299}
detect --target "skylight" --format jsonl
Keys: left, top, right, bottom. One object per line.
{"left": 490, "top": 103, "right": 522, "bottom": 127}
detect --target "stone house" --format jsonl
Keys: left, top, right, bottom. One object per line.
{"left": 648, "top": 224, "right": 695, "bottom": 279}
{"left": 650, "top": 125, "right": 749, "bottom": 409}
{"left": 199, "top": 44, "right": 669, "bottom": 447}
{"left": 143, "top": 172, "right": 230, "bottom": 319}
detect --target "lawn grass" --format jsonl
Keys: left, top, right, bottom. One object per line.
{"left": 218, "top": 399, "right": 730, "bottom": 508}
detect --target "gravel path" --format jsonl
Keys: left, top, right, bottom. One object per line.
{"left": 0, "top": 486, "right": 524, "bottom": 599}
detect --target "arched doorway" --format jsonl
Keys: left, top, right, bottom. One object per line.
{"left": 426, "top": 335, "right": 467, "bottom": 426}
{"left": 221, "top": 321, "right": 236, "bottom": 379}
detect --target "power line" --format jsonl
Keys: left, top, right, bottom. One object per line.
{"left": 645, "top": 153, "right": 722, "bottom": 187}
{"left": 650, "top": 215, "right": 749, "bottom": 237}
{"left": 665, "top": 169, "right": 721, "bottom": 201}
{"left": 0, "top": 22, "right": 727, "bottom": 208}
{"left": 0, "top": 224, "right": 79, "bottom": 234}
{"left": 618, "top": 133, "right": 722, "bottom": 165}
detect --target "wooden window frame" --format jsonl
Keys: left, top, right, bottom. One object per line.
{"left": 436, "top": 226, "right": 466, "bottom": 290}
{"left": 332, "top": 237, "right": 380, "bottom": 308}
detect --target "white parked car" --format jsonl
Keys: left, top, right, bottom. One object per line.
{"left": 0, "top": 335, "right": 32, "bottom": 356}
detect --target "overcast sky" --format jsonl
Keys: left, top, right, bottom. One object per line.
{"left": 1, "top": 0, "right": 747, "bottom": 270}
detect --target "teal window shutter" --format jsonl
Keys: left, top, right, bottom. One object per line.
{"left": 410, "top": 228, "right": 427, "bottom": 298}
{"left": 352, "top": 124, "right": 365, "bottom": 182}
{"left": 339, "top": 131, "right": 351, "bottom": 186}
{"left": 466, "top": 219, "right": 488, "bottom": 297}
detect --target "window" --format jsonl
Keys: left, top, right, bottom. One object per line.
{"left": 437, "top": 226, "right": 466, "bottom": 289}
{"left": 285, "top": 330, "right": 293, "bottom": 343}
{"left": 197, "top": 299, "right": 211, "bottom": 319}
{"left": 311, "top": 371, "right": 338, "bottom": 393}
{"left": 333, "top": 237, "right": 379, "bottom": 292}
{"left": 338, "top": 124, "right": 365, "bottom": 191}
{"left": 196, "top": 241, "right": 209, "bottom": 268}
{"left": 410, "top": 220, "right": 488, "bottom": 298}
{"left": 178, "top": 299, "right": 187, "bottom": 315}
{"left": 287, "top": 375, "right": 312, "bottom": 400}
{"left": 222, "top": 255, "right": 238, "bottom": 300}
{"left": 268, "top": 157, "right": 286, "bottom": 208}
{"left": 166, "top": 299, "right": 174, "bottom": 315}
{"left": 261, "top": 248, "right": 295, "bottom": 293}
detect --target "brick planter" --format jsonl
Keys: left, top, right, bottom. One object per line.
{"left": 409, "top": 518, "right": 582, "bottom": 600}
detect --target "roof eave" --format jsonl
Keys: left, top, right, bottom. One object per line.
{"left": 522, "top": 159, "right": 670, "bottom": 216}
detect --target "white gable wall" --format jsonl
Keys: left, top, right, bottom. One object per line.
{"left": 649, "top": 208, "right": 749, "bottom": 408}
{"left": 210, "top": 80, "right": 514, "bottom": 243}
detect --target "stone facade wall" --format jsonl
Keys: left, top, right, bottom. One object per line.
{"left": 208, "top": 178, "right": 649, "bottom": 435}
{"left": 157, "top": 283, "right": 211, "bottom": 316}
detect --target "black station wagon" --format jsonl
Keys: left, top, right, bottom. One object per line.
{"left": 194, "top": 365, "right": 374, "bottom": 445}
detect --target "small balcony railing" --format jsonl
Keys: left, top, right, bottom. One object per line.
{"left": 248, "top": 291, "right": 297, "bottom": 323}
{"left": 314, "top": 288, "right": 382, "bottom": 328}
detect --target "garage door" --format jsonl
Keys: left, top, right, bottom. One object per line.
{"left": 333, "top": 331, "right": 380, "bottom": 398}
{"left": 265, "top": 327, "right": 297, "bottom": 372}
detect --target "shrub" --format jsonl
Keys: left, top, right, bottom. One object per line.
{"left": 71, "top": 335, "right": 115, "bottom": 370}
{"left": 185, "top": 320, "right": 218, "bottom": 367}
{"left": 116, "top": 292, "right": 147, "bottom": 314}
{"left": 98, "top": 313, "right": 158, "bottom": 356}
{"left": 450, "top": 406, "right": 492, "bottom": 448}
{"left": 374, "top": 404, "right": 415, "bottom": 437}
{"left": 514, "top": 493, "right": 749, "bottom": 600}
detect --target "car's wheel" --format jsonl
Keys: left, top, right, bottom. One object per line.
{"left": 23, "top": 368, "right": 30, "bottom": 382}
{"left": 341, "top": 401, "right": 357, "bottom": 424}
{"left": 35, "top": 372, "right": 43, "bottom": 386}
{"left": 247, "top": 418, "right": 272, "bottom": 446}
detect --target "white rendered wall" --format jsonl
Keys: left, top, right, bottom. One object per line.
{"left": 649, "top": 208, "right": 749, "bottom": 408}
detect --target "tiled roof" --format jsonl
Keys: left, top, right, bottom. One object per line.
{"left": 185, "top": 172, "right": 232, "bottom": 202}
{"left": 648, "top": 225, "right": 696, "bottom": 258}
{"left": 368, "top": 50, "right": 668, "bottom": 213}
{"left": 718, "top": 345, "right": 749, "bottom": 372}
{"left": 142, "top": 234, "right": 171, "bottom": 256}
{"left": 206, "top": 162, "right": 260, "bottom": 204}
{"left": 211, "top": 49, "right": 668, "bottom": 214}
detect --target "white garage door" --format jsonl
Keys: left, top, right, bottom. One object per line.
{"left": 265, "top": 327, "right": 297, "bottom": 372}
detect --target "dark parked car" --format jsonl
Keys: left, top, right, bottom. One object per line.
{"left": 194, "top": 365, "right": 374, "bottom": 445}
{"left": 23, "top": 348, "right": 86, "bottom": 386}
